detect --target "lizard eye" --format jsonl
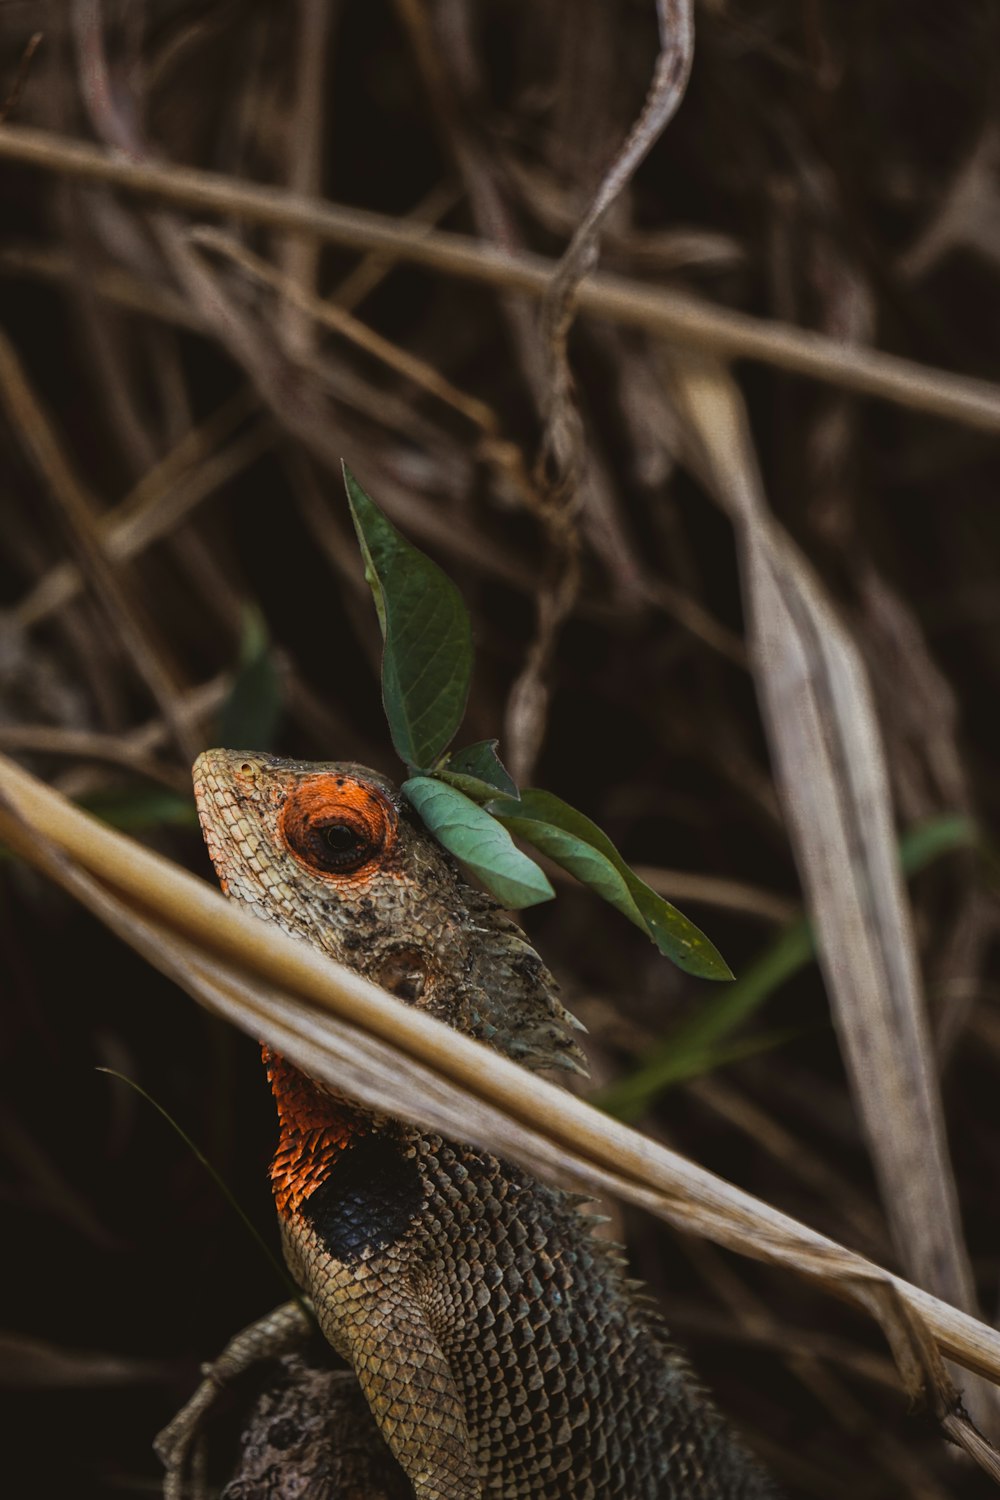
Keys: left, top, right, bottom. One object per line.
{"left": 279, "top": 774, "right": 396, "bottom": 879}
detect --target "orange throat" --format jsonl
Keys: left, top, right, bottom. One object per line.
{"left": 264, "top": 1048, "right": 366, "bottom": 1217}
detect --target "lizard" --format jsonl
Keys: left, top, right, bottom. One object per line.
{"left": 159, "top": 746, "right": 778, "bottom": 1499}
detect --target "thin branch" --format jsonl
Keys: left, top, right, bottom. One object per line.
{"left": 0, "top": 727, "right": 188, "bottom": 793}
{"left": 190, "top": 227, "right": 499, "bottom": 434}
{"left": 506, "top": 0, "right": 696, "bottom": 783}
{"left": 280, "top": 0, "right": 340, "bottom": 357}
{"left": 0, "top": 327, "right": 198, "bottom": 763}
{"left": 538, "top": 0, "right": 694, "bottom": 497}
{"left": 0, "top": 125, "right": 998, "bottom": 431}
{"left": 629, "top": 865, "right": 798, "bottom": 924}
{"left": 0, "top": 32, "right": 43, "bottom": 126}
{"left": 0, "top": 242, "right": 228, "bottom": 330}
{"left": 14, "top": 392, "right": 266, "bottom": 629}
{"left": 55, "top": 674, "right": 232, "bottom": 801}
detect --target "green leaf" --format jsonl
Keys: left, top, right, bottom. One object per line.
{"left": 436, "top": 740, "right": 519, "bottom": 801}
{"left": 219, "top": 606, "right": 283, "bottom": 751}
{"left": 344, "top": 465, "right": 472, "bottom": 771}
{"left": 488, "top": 789, "right": 733, "bottom": 980}
{"left": 489, "top": 811, "right": 645, "bottom": 926}
{"left": 403, "top": 777, "right": 554, "bottom": 909}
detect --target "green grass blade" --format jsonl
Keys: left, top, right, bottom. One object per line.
{"left": 97, "top": 1067, "right": 310, "bottom": 1319}
{"left": 596, "top": 812, "right": 980, "bottom": 1120}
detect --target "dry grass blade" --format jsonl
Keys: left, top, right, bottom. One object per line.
{"left": 620, "top": 866, "right": 796, "bottom": 925}
{"left": 2, "top": 125, "right": 1000, "bottom": 431}
{"left": 0, "top": 326, "right": 197, "bottom": 762}
{"left": 551, "top": 862, "right": 796, "bottom": 925}
{"left": 0, "top": 1330, "right": 169, "bottom": 1389}
{"left": 54, "top": 674, "right": 231, "bottom": 803}
{"left": 0, "top": 751, "right": 999, "bottom": 1479}
{"left": 0, "top": 242, "right": 202, "bottom": 329}
{"left": 15, "top": 392, "right": 266, "bottom": 630}
{"left": 189, "top": 227, "right": 499, "bottom": 435}
{"left": 670, "top": 354, "right": 989, "bottom": 1417}
{"left": 0, "top": 30, "right": 42, "bottom": 125}
{"left": 279, "top": 0, "right": 338, "bottom": 360}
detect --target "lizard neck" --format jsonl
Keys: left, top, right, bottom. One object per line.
{"left": 263, "top": 1048, "right": 369, "bottom": 1217}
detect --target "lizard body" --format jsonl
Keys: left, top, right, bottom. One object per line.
{"left": 189, "top": 749, "right": 777, "bottom": 1499}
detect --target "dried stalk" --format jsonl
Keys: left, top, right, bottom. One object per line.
{"left": 1, "top": 124, "right": 999, "bottom": 431}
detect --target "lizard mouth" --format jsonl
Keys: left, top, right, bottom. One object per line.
{"left": 191, "top": 750, "right": 235, "bottom": 891}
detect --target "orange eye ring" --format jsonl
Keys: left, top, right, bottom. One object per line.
{"left": 279, "top": 775, "right": 397, "bottom": 878}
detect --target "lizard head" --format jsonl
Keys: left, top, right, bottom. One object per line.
{"left": 193, "top": 748, "right": 587, "bottom": 1074}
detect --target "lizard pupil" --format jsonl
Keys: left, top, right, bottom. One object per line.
{"left": 324, "top": 824, "right": 360, "bottom": 854}
{"left": 305, "top": 818, "right": 371, "bottom": 873}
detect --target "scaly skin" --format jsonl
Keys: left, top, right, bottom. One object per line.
{"left": 189, "top": 748, "right": 777, "bottom": 1500}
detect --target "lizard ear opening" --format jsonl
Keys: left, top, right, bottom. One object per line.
{"left": 279, "top": 775, "right": 397, "bottom": 879}
{"left": 375, "top": 944, "right": 429, "bottom": 1002}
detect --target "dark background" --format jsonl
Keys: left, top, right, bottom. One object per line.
{"left": 2, "top": 2, "right": 1000, "bottom": 1495}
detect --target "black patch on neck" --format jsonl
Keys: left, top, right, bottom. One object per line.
{"left": 302, "top": 1133, "right": 425, "bottom": 1263}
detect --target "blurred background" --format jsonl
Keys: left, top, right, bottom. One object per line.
{"left": 2, "top": 2, "right": 1000, "bottom": 1495}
